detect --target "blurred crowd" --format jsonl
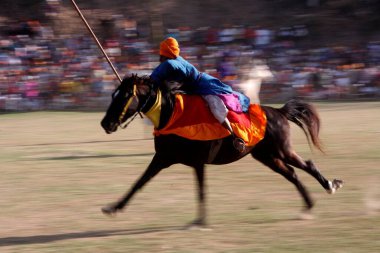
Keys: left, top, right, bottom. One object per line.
{"left": 1, "top": 19, "right": 380, "bottom": 111}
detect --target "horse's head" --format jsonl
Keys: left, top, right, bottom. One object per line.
{"left": 101, "top": 74, "right": 153, "bottom": 134}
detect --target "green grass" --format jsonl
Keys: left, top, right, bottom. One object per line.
{"left": 0, "top": 102, "right": 379, "bottom": 252}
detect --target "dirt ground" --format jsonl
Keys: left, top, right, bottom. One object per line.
{"left": 0, "top": 102, "right": 379, "bottom": 253}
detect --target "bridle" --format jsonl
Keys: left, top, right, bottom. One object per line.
{"left": 117, "top": 77, "right": 154, "bottom": 129}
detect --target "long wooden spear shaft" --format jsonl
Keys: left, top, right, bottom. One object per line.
{"left": 70, "top": 0, "right": 122, "bottom": 83}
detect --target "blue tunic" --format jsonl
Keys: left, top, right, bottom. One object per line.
{"left": 150, "top": 56, "right": 250, "bottom": 112}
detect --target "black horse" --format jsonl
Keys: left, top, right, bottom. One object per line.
{"left": 100, "top": 74, "right": 343, "bottom": 225}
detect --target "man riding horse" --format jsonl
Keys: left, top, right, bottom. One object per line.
{"left": 150, "top": 37, "right": 249, "bottom": 152}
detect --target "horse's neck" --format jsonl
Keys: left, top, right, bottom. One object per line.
{"left": 143, "top": 89, "right": 174, "bottom": 129}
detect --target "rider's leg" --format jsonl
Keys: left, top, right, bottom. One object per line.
{"left": 222, "top": 118, "right": 246, "bottom": 153}
{"left": 202, "top": 95, "right": 246, "bottom": 152}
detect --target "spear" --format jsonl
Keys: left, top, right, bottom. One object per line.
{"left": 70, "top": 0, "right": 122, "bottom": 83}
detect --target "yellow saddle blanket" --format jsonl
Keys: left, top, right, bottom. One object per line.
{"left": 153, "top": 95, "right": 267, "bottom": 147}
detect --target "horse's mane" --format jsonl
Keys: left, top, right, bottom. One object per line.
{"left": 137, "top": 75, "right": 151, "bottom": 82}
{"left": 124, "top": 74, "right": 152, "bottom": 87}
{"left": 130, "top": 74, "right": 175, "bottom": 128}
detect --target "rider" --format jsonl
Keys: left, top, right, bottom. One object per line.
{"left": 150, "top": 37, "right": 249, "bottom": 152}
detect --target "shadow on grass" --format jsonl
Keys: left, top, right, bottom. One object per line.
{"left": 0, "top": 226, "right": 185, "bottom": 246}
{"left": 36, "top": 152, "right": 156, "bottom": 160}
{"left": 16, "top": 138, "right": 154, "bottom": 147}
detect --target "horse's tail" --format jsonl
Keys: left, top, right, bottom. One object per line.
{"left": 279, "top": 99, "right": 323, "bottom": 152}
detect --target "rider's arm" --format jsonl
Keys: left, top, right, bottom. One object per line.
{"left": 150, "top": 61, "right": 173, "bottom": 88}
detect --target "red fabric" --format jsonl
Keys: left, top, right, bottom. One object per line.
{"left": 228, "top": 110, "right": 251, "bottom": 128}
{"left": 154, "top": 95, "right": 267, "bottom": 147}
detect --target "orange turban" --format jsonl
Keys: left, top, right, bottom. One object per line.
{"left": 159, "top": 37, "right": 180, "bottom": 59}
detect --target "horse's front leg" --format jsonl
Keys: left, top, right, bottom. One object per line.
{"left": 102, "top": 153, "right": 172, "bottom": 216}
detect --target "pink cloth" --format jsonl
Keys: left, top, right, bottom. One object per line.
{"left": 217, "top": 93, "right": 243, "bottom": 112}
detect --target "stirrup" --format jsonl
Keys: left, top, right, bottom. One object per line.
{"left": 233, "top": 137, "right": 246, "bottom": 153}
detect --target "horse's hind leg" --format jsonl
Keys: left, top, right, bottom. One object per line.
{"left": 284, "top": 151, "right": 343, "bottom": 194}
{"left": 252, "top": 152, "right": 314, "bottom": 210}
{"left": 187, "top": 164, "right": 208, "bottom": 229}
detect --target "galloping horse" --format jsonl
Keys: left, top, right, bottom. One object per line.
{"left": 100, "top": 74, "right": 343, "bottom": 225}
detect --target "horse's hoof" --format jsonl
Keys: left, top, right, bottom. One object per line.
{"left": 101, "top": 205, "right": 118, "bottom": 216}
{"left": 186, "top": 224, "right": 213, "bottom": 231}
{"left": 185, "top": 219, "right": 211, "bottom": 231}
{"left": 327, "top": 179, "right": 344, "bottom": 194}
{"left": 298, "top": 209, "right": 314, "bottom": 220}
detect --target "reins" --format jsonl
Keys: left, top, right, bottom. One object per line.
{"left": 118, "top": 78, "right": 154, "bottom": 129}
{"left": 120, "top": 110, "right": 141, "bottom": 129}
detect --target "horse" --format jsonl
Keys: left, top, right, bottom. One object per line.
{"left": 100, "top": 74, "right": 343, "bottom": 226}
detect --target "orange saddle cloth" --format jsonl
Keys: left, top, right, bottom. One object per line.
{"left": 153, "top": 94, "right": 267, "bottom": 147}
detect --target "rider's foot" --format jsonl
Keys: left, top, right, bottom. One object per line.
{"left": 233, "top": 137, "right": 246, "bottom": 153}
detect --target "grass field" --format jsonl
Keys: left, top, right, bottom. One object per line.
{"left": 1, "top": 102, "right": 379, "bottom": 253}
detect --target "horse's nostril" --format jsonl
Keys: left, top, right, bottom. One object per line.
{"left": 101, "top": 119, "right": 118, "bottom": 134}
{"left": 101, "top": 120, "right": 111, "bottom": 132}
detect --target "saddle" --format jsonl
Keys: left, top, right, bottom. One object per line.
{"left": 153, "top": 94, "right": 267, "bottom": 147}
